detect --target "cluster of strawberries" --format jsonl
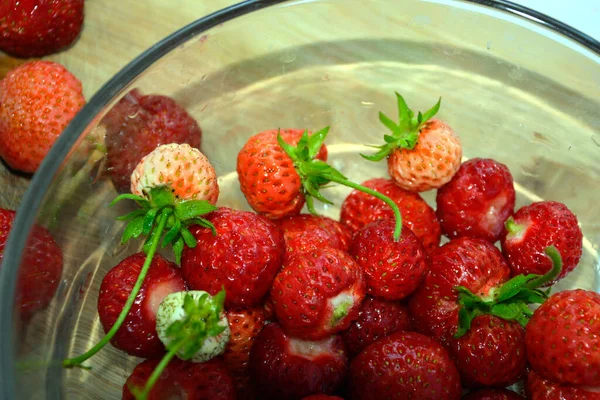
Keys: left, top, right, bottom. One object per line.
{"left": 54, "top": 92, "right": 598, "bottom": 400}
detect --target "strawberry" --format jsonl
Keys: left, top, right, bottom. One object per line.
{"left": 340, "top": 177, "right": 441, "bottom": 252}
{"left": 436, "top": 158, "right": 516, "bottom": 243}
{"left": 0, "top": 61, "right": 85, "bottom": 173}
{"left": 349, "top": 331, "right": 462, "bottom": 400}
{"left": 270, "top": 246, "right": 366, "bottom": 340}
{"left": 0, "top": 0, "right": 84, "bottom": 58}
{"left": 501, "top": 201, "right": 583, "bottom": 283}
{"left": 96, "top": 253, "right": 186, "bottom": 358}
{"left": 104, "top": 89, "right": 202, "bottom": 193}
{"left": 274, "top": 213, "right": 352, "bottom": 262}
{"left": 0, "top": 208, "right": 63, "bottom": 322}
{"left": 182, "top": 207, "right": 285, "bottom": 308}
{"left": 462, "top": 388, "right": 525, "bottom": 400}
{"left": 526, "top": 369, "right": 600, "bottom": 400}
{"left": 448, "top": 314, "right": 526, "bottom": 388}
{"left": 122, "top": 357, "right": 236, "bottom": 400}
{"left": 349, "top": 219, "right": 428, "bottom": 300}
{"left": 341, "top": 296, "right": 412, "bottom": 357}
{"left": 361, "top": 92, "right": 462, "bottom": 192}
{"left": 237, "top": 128, "right": 328, "bottom": 219}
{"left": 525, "top": 289, "right": 600, "bottom": 387}
{"left": 248, "top": 322, "right": 348, "bottom": 399}
{"left": 302, "top": 396, "right": 345, "bottom": 400}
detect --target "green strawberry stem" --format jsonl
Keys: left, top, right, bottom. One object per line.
{"left": 454, "top": 246, "right": 562, "bottom": 338}
{"left": 63, "top": 187, "right": 217, "bottom": 369}
{"left": 361, "top": 92, "right": 441, "bottom": 162}
{"left": 278, "top": 128, "right": 403, "bottom": 241}
{"left": 131, "top": 290, "right": 227, "bottom": 399}
{"left": 505, "top": 217, "right": 524, "bottom": 236}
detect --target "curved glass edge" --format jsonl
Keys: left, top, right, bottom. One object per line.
{"left": 0, "top": 0, "right": 597, "bottom": 398}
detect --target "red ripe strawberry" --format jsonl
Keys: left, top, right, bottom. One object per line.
{"left": 97, "top": 252, "right": 186, "bottom": 358}
{"left": 436, "top": 158, "right": 516, "bottom": 243}
{"left": 525, "top": 289, "right": 600, "bottom": 387}
{"left": 0, "top": 61, "right": 85, "bottom": 173}
{"left": 237, "top": 128, "right": 328, "bottom": 220}
{"left": 0, "top": 0, "right": 84, "bottom": 58}
{"left": 274, "top": 214, "right": 352, "bottom": 262}
{"left": 122, "top": 357, "right": 236, "bottom": 400}
{"left": 349, "top": 219, "right": 428, "bottom": 300}
{"left": 104, "top": 89, "right": 202, "bottom": 193}
{"left": 448, "top": 314, "right": 526, "bottom": 388}
{"left": 270, "top": 246, "right": 366, "bottom": 340}
{"left": 361, "top": 93, "right": 462, "bottom": 192}
{"left": 248, "top": 322, "right": 348, "bottom": 400}
{"left": 0, "top": 208, "right": 63, "bottom": 322}
{"left": 526, "top": 369, "right": 600, "bottom": 400}
{"left": 181, "top": 207, "right": 285, "bottom": 308}
{"left": 302, "top": 396, "right": 345, "bottom": 400}
{"left": 341, "top": 296, "right": 411, "bottom": 357}
{"left": 501, "top": 201, "right": 582, "bottom": 283}
{"left": 408, "top": 237, "right": 510, "bottom": 345}
{"left": 463, "top": 388, "right": 525, "bottom": 400}
{"left": 349, "top": 331, "right": 462, "bottom": 400}
{"left": 340, "top": 178, "right": 441, "bottom": 252}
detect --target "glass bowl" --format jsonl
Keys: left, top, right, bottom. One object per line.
{"left": 1, "top": 0, "right": 598, "bottom": 398}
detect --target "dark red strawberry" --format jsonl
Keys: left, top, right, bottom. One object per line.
{"left": 501, "top": 201, "right": 582, "bottom": 283}
{"left": 342, "top": 296, "right": 411, "bottom": 358}
{"left": 0, "top": 0, "right": 84, "bottom": 58}
{"left": 526, "top": 369, "right": 600, "bottom": 400}
{"left": 248, "top": 322, "right": 348, "bottom": 400}
{"left": 0, "top": 208, "right": 63, "bottom": 322}
{"left": 181, "top": 207, "right": 285, "bottom": 308}
{"left": 340, "top": 177, "right": 441, "bottom": 252}
{"left": 462, "top": 388, "right": 525, "bottom": 400}
{"left": 436, "top": 158, "right": 516, "bottom": 243}
{"left": 349, "top": 219, "right": 428, "bottom": 300}
{"left": 104, "top": 89, "right": 202, "bottom": 193}
{"left": 122, "top": 357, "right": 236, "bottom": 400}
{"left": 274, "top": 214, "right": 352, "bottom": 262}
{"left": 302, "top": 395, "right": 345, "bottom": 400}
{"left": 448, "top": 314, "right": 526, "bottom": 388}
{"left": 408, "top": 237, "right": 510, "bottom": 345}
{"left": 349, "top": 331, "right": 462, "bottom": 400}
{"left": 97, "top": 252, "right": 187, "bottom": 358}
{"left": 271, "top": 246, "right": 366, "bottom": 340}
{"left": 525, "top": 289, "right": 600, "bottom": 386}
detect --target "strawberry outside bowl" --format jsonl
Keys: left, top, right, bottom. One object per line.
{"left": 0, "top": 0, "right": 599, "bottom": 399}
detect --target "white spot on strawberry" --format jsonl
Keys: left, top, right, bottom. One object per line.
{"left": 288, "top": 335, "right": 338, "bottom": 361}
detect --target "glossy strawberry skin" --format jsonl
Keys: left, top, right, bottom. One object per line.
{"left": 526, "top": 369, "right": 600, "bottom": 400}
{"left": 525, "top": 289, "right": 600, "bottom": 386}
{"left": 500, "top": 201, "right": 582, "bottom": 283}
{"left": 342, "top": 296, "right": 412, "bottom": 358}
{"left": 249, "top": 323, "right": 348, "bottom": 400}
{"left": 0, "top": 208, "right": 63, "bottom": 322}
{"left": 340, "top": 178, "right": 441, "bottom": 252}
{"left": 0, "top": 0, "right": 84, "bottom": 58}
{"left": 237, "top": 128, "right": 328, "bottom": 220}
{"left": 387, "top": 119, "right": 462, "bottom": 193}
{"left": 0, "top": 61, "right": 85, "bottom": 173}
{"left": 181, "top": 208, "right": 285, "bottom": 308}
{"left": 349, "top": 219, "right": 428, "bottom": 300}
{"left": 462, "top": 388, "right": 525, "bottom": 400}
{"left": 271, "top": 246, "right": 366, "bottom": 340}
{"left": 274, "top": 214, "right": 352, "bottom": 262}
{"left": 349, "top": 331, "right": 462, "bottom": 400}
{"left": 104, "top": 89, "right": 202, "bottom": 193}
{"left": 448, "top": 315, "right": 526, "bottom": 388}
{"left": 408, "top": 237, "right": 510, "bottom": 346}
{"left": 122, "top": 357, "right": 236, "bottom": 400}
{"left": 436, "top": 158, "right": 516, "bottom": 243}
{"left": 97, "top": 253, "right": 187, "bottom": 358}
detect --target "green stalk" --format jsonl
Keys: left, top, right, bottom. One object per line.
{"left": 63, "top": 208, "right": 171, "bottom": 369}
{"left": 525, "top": 246, "right": 562, "bottom": 289}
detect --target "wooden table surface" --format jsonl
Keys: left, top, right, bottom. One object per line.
{"left": 0, "top": 0, "right": 239, "bottom": 209}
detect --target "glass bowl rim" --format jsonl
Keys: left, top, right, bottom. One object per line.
{"left": 0, "top": 0, "right": 598, "bottom": 398}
